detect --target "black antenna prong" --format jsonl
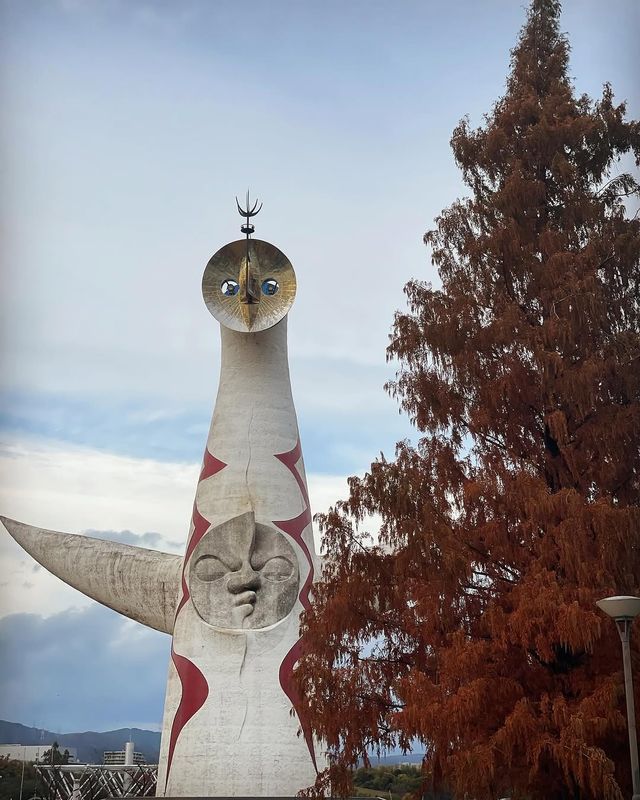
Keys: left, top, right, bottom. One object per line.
{"left": 236, "top": 190, "right": 262, "bottom": 239}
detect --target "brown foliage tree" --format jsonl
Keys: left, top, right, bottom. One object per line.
{"left": 296, "top": 2, "right": 640, "bottom": 799}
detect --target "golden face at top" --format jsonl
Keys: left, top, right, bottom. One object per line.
{"left": 202, "top": 239, "right": 297, "bottom": 332}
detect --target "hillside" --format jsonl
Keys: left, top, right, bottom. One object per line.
{"left": 0, "top": 720, "right": 160, "bottom": 764}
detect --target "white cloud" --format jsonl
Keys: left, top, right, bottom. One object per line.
{"left": 0, "top": 437, "right": 383, "bottom": 733}
{"left": 0, "top": 436, "right": 380, "bottom": 733}
{"left": 0, "top": 437, "right": 198, "bottom": 536}
{"left": 0, "top": 436, "right": 354, "bottom": 618}
{"left": 307, "top": 472, "right": 350, "bottom": 514}
{"left": 0, "top": 436, "right": 196, "bottom": 618}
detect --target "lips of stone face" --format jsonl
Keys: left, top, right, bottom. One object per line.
{"left": 188, "top": 512, "right": 300, "bottom": 630}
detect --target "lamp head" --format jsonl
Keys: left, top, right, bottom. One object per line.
{"left": 596, "top": 595, "right": 640, "bottom": 620}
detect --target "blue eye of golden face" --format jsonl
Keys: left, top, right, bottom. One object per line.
{"left": 262, "top": 279, "right": 279, "bottom": 296}
{"left": 221, "top": 279, "right": 239, "bottom": 296}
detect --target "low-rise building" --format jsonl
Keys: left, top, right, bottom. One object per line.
{"left": 103, "top": 749, "right": 145, "bottom": 766}
{"left": 0, "top": 744, "right": 78, "bottom": 763}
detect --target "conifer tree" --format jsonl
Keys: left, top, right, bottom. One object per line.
{"left": 297, "top": 2, "right": 640, "bottom": 798}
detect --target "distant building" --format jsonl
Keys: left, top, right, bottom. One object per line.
{"left": 0, "top": 744, "right": 78, "bottom": 763}
{"left": 103, "top": 747, "right": 145, "bottom": 766}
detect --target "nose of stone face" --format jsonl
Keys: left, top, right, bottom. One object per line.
{"left": 227, "top": 562, "right": 261, "bottom": 594}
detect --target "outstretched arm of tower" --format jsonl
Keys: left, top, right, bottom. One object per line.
{"left": 1, "top": 517, "right": 181, "bottom": 634}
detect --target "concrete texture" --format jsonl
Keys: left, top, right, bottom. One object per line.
{"left": 1, "top": 516, "right": 181, "bottom": 634}
{"left": 158, "top": 318, "right": 323, "bottom": 796}
{"left": 189, "top": 511, "right": 299, "bottom": 630}
{"left": 2, "top": 286, "right": 324, "bottom": 795}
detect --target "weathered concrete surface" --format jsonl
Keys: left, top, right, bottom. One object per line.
{"left": 0, "top": 517, "right": 181, "bottom": 634}
{"left": 157, "top": 318, "right": 323, "bottom": 797}
{"left": 189, "top": 511, "right": 299, "bottom": 630}
{"left": 1, "top": 294, "right": 324, "bottom": 795}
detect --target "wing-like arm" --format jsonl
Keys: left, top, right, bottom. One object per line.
{"left": 1, "top": 517, "right": 181, "bottom": 634}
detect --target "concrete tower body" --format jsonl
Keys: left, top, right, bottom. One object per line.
{"left": 2, "top": 219, "right": 322, "bottom": 796}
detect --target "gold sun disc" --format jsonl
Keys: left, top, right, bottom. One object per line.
{"left": 202, "top": 239, "right": 297, "bottom": 332}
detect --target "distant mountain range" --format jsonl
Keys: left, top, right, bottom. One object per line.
{"left": 0, "top": 721, "right": 160, "bottom": 764}
{"left": 0, "top": 720, "right": 425, "bottom": 769}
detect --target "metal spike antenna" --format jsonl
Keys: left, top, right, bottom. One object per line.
{"left": 235, "top": 189, "right": 263, "bottom": 239}
{"left": 235, "top": 190, "right": 263, "bottom": 307}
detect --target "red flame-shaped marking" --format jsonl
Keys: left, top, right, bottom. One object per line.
{"left": 274, "top": 439, "right": 318, "bottom": 771}
{"left": 165, "top": 448, "right": 226, "bottom": 788}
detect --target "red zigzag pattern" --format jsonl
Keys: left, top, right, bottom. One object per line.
{"left": 165, "top": 449, "right": 226, "bottom": 789}
{"left": 274, "top": 439, "right": 318, "bottom": 772}
{"left": 165, "top": 442, "right": 317, "bottom": 783}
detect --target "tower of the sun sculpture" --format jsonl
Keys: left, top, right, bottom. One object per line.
{"left": 2, "top": 197, "right": 323, "bottom": 797}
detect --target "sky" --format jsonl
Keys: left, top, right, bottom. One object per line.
{"left": 0, "top": 0, "right": 638, "bottom": 736}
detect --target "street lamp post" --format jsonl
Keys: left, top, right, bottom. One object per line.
{"left": 597, "top": 595, "right": 640, "bottom": 800}
{"left": 19, "top": 745, "right": 26, "bottom": 800}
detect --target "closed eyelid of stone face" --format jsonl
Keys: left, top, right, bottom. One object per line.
{"left": 188, "top": 511, "right": 299, "bottom": 631}
{"left": 193, "top": 555, "right": 229, "bottom": 582}
{"left": 261, "top": 556, "right": 295, "bottom": 583}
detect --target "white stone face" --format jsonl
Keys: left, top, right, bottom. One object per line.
{"left": 189, "top": 512, "right": 300, "bottom": 631}
{"left": 157, "top": 318, "right": 323, "bottom": 797}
